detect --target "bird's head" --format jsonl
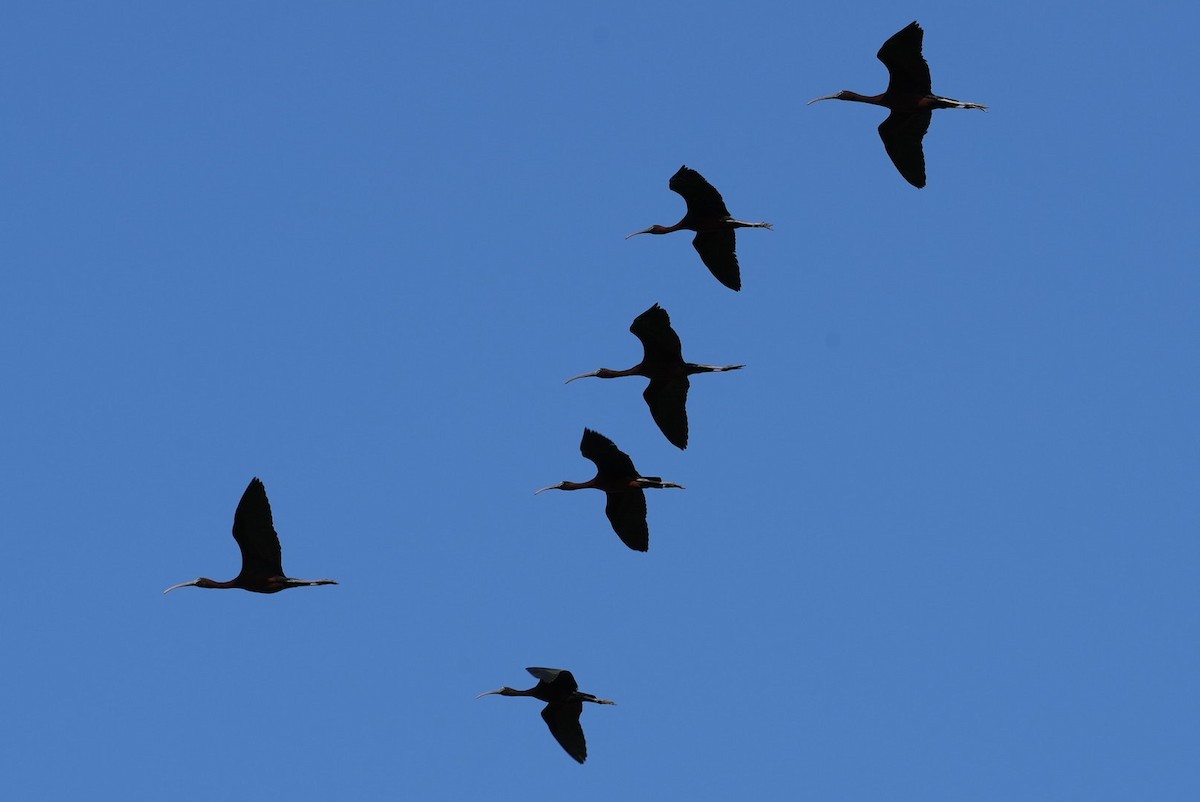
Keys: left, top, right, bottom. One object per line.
{"left": 625, "top": 225, "right": 671, "bottom": 238}
{"left": 534, "top": 482, "right": 568, "bottom": 495}
{"left": 564, "top": 368, "right": 620, "bottom": 383}
{"left": 162, "top": 577, "right": 217, "bottom": 594}
{"left": 806, "top": 91, "right": 853, "bottom": 105}
{"left": 475, "top": 687, "right": 519, "bottom": 699}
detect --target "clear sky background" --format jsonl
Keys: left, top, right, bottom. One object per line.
{"left": 2, "top": 1, "right": 1197, "bottom": 799}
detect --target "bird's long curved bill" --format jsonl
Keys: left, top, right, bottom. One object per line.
{"left": 475, "top": 689, "right": 504, "bottom": 699}
{"left": 625, "top": 228, "right": 654, "bottom": 239}
{"left": 806, "top": 94, "right": 839, "bottom": 105}
{"left": 162, "top": 580, "right": 200, "bottom": 595}
{"left": 564, "top": 371, "right": 599, "bottom": 384}
{"left": 533, "top": 485, "right": 558, "bottom": 495}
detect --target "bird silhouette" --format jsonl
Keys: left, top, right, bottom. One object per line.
{"left": 627, "top": 165, "right": 771, "bottom": 291}
{"left": 809, "top": 21, "right": 987, "bottom": 188}
{"left": 566, "top": 303, "right": 743, "bottom": 449}
{"left": 164, "top": 477, "right": 337, "bottom": 594}
{"left": 477, "top": 667, "right": 616, "bottom": 764}
{"left": 536, "top": 428, "right": 683, "bottom": 551}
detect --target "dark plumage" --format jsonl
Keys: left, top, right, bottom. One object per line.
{"left": 477, "top": 667, "right": 616, "bottom": 764}
{"left": 163, "top": 478, "right": 337, "bottom": 594}
{"left": 808, "top": 21, "right": 987, "bottom": 188}
{"left": 566, "top": 304, "right": 744, "bottom": 449}
{"left": 627, "top": 165, "right": 772, "bottom": 291}
{"left": 535, "top": 428, "right": 683, "bottom": 551}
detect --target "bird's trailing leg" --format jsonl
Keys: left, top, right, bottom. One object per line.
{"left": 634, "top": 477, "right": 684, "bottom": 490}
{"left": 930, "top": 95, "right": 987, "bottom": 111}
{"left": 728, "top": 220, "right": 773, "bottom": 231}
{"left": 690, "top": 363, "right": 745, "bottom": 374}
{"left": 279, "top": 577, "right": 339, "bottom": 589}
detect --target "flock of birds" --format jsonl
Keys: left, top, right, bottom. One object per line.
{"left": 164, "top": 21, "right": 986, "bottom": 764}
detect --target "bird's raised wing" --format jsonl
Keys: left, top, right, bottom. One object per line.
{"left": 669, "top": 165, "right": 731, "bottom": 219}
{"left": 580, "top": 429, "right": 637, "bottom": 478}
{"left": 878, "top": 110, "right": 932, "bottom": 188}
{"left": 232, "top": 477, "right": 285, "bottom": 581}
{"left": 643, "top": 378, "right": 690, "bottom": 450}
{"left": 877, "top": 21, "right": 932, "bottom": 96}
{"left": 527, "top": 667, "right": 578, "bottom": 695}
{"left": 541, "top": 700, "right": 587, "bottom": 763}
{"left": 692, "top": 229, "right": 742, "bottom": 291}
{"left": 605, "top": 489, "right": 649, "bottom": 552}
{"left": 630, "top": 304, "right": 684, "bottom": 365}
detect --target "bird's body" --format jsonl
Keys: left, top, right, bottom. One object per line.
{"left": 808, "top": 21, "right": 986, "bottom": 188}
{"left": 566, "top": 304, "right": 743, "bottom": 449}
{"left": 477, "top": 667, "right": 616, "bottom": 764}
{"left": 627, "top": 165, "right": 771, "bottom": 291}
{"left": 163, "top": 477, "right": 337, "bottom": 594}
{"left": 536, "top": 428, "right": 683, "bottom": 552}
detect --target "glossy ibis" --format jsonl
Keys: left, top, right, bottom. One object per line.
{"left": 627, "top": 165, "right": 771, "bottom": 291}
{"left": 566, "top": 303, "right": 743, "bottom": 450}
{"left": 808, "top": 21, "right": 987, "bottom": 188}
{"left": 163, "top": 477, "right": 337, "bottom": 594}
{"left": 535, "top": 428, "right": 683, "bottom": 552}
{"left": 477, "top": 667, "right": 616, "bottom": 764}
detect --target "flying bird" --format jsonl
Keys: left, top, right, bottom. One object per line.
{"left": 477, "top": 667, "right": 616, "bottom": 764}
{"left": 627, "top": 165, "right": 772, "bottom": 291}
{"left": 566, "top": 303, "right": 743, "bottom": 449}
{"left": 536, "top": 428, "right": 683, "bottom": 552}
{"left": 808, "top": 21, "right": 987, "bottom": 188}
{"left": 164, "top": 477, "right": 337, "bottom": 594}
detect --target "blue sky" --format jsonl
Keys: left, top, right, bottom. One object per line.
{"left": 2, "top": 1, "right": 1197, "bottom": 799}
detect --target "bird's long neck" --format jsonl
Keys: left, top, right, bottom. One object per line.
{"left": 477, "top": 686, "right": 539, "bottom": 699}
{"left": 163, "top": 577, "right": 238, "bottom": 593}
{"left": 565, "top": 365, "right": 643, "bottom": 383}
{"left": 535, "top": 479, "right": 600, "bottom": 494}
{"left": 825, "top": 90, "right": 888, "bottom": 106}
{"left": 626, "top": 221, "right": 689, "bottom": 238}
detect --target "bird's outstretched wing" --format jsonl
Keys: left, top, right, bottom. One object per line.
{"left": 541, "top": 700, "right": 587, "bottom": 763}
{"left": 629, "top": 303, "right": 684, "bottom": 366}
{"left": 580, "top": 429, "right": 637, "bottom": 478}
{"left": 877, "top": 21, "right": 932, "bottom": 96}
{"left": 643, "top": 378, "right": 690, "bottom": 450}
{"left": 669, "top": 165, "right": 731, "bottom": 219}
{"left": 692, "top": 230, "right": 741, "bottom": 291}
{"left": 878, "top": 110, "right": 932, "bottom": 188}
{"left": 605, "top": 489, "right": 649, "bottom": 552}
{"left": 232, "top": 477, "right": 284, "bottom": 581}
{"left": 527, "top": 667, "right": 578, "bottom": 695}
